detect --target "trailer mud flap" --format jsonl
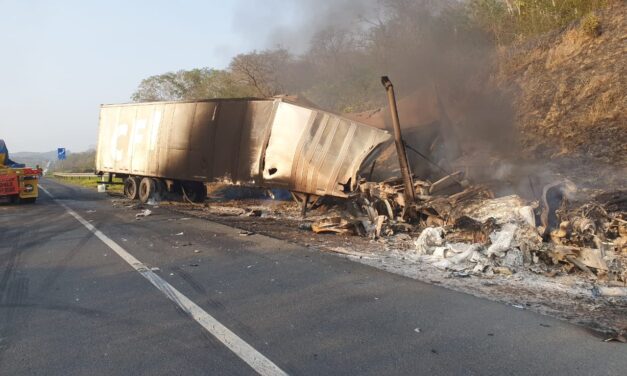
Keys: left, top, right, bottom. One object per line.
{"left": 0, "top": 174, "right": 19, "bottom": 195}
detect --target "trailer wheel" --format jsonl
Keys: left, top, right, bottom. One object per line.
{"left": 124, "top": 177, "right": 140, "bottom": 200}
{"left": 139, "top": 177, "right": 156, "bottom": 203}
{"left": 19, "top": 197, "right": 37, "bottom": 204}
{"left": 182, "top": 181, "right": 206, "bottom": 203}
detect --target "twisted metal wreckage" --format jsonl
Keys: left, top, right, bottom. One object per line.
{"left": 308, "top": 78, "right": 626, "bottom": 294}
{"left": 96, "top": 77, "right": 626, "bottom": 293}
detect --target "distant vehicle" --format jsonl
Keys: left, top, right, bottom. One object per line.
{"left": 95, "top": 98, "right": 390, "bottom": 204}
{"left": 0, "top": 140, "right": 40, "bottom": 204}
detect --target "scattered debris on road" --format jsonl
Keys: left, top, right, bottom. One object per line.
{"left": 132, "top": 178, "right": 625, "bottom": 335}
{"left": 603, "top": 329, "right": 627, "bottom": 343}
{"left": 135, "top": 209, "right": 152, "bottom": 218}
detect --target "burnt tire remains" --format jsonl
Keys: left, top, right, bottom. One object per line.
{"left": 139, "top": 177, "right": 156, "bottom": 203}
{"left": 182, "top": 181, "right": 206, "bottom": 203}
{"left": 124, "top": 177, "right": 140, "bottom": 200}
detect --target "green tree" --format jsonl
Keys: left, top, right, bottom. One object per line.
{"left": 131, "top": 68, "right": 256, "bottom": 102}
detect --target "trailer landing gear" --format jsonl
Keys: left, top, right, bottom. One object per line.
{"left": 291, "top": 192, "right": 321, "bottom": 218}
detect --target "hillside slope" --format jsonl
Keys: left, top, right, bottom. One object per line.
{"left": 498, "top": 3, "right": 626, "bottom": 166}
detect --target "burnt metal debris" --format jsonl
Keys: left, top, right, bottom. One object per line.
{"left": 310, "top": 173, "right": 626, "bottom": 288}
{"left": 381, "top": 76, "right": 416, "bottom": 204}
{"left": 304, "top": 76, "right": 627, "bottom": 289}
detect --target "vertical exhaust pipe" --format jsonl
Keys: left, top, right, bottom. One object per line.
{"left": 381, "top": 76, "right": 416, "bottom": 204}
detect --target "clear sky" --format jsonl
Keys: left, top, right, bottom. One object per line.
{"left": 0, "top": 0, "right": 312, "bottom": 152}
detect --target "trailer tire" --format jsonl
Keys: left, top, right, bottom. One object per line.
{"left": 19, "top": 197, "right": 36, "bottom": 204}
{"left": 139, "top": 177, "right": 156, "bottom": 203}
{"left": 124, "top": 177, "right": 141, "bottom": 200}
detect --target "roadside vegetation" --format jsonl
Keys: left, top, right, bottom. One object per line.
{"left": 51, "top": 175, "right": 123, "bottom": 193}
{"left": 49, "top": 149, "right": 96, "bottom": 173}
{"left": 469, "top": 0, "right": 611, "bottom": 43}
{"left": 131, "top": 0, "right": 614, "bottom": 112}
{"left": 130, "top": 0, "right": 624, "bottom": 167}
{"left": 48, "top": 149, "right": 122, "bottom": 193}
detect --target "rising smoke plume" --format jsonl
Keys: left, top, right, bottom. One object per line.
{"left": 234, "top": 0, "right": 519, "bottom": 183}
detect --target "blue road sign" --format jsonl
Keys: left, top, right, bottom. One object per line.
{"left": 57, "top": 148, "right": 66, "bottom": 160}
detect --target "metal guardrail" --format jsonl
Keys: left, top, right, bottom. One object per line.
{"left": 53, "top": 172, "right": 107, "bottom": 178}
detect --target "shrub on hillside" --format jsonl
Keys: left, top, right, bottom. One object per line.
{"left": 581, "top": 12, "right": 602, "bottom": 36}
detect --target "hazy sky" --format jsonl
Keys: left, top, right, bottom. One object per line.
{"left": 0, "top": 0, "right": 314, "bottom": 152}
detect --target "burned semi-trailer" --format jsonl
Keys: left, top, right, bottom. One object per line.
{"left": 95, "top": 98, "right": 391, "bottom": 203}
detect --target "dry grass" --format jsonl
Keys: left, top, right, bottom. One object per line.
{"left": 494, "top": 2, "right": 626, "bottom": 164}
{"left": 470, "top": 0, "right": 613, "bottom": 44}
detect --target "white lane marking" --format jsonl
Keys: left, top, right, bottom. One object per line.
{"left": 39, "top": 185, "right": 288, "bottom": 376}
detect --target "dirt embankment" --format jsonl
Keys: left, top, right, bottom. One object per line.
{"left": 497, "top": 3, "right": 626, "bottom": 167}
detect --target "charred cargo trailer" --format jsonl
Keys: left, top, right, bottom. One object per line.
{"left": 95, "top": 98, "right": 390, "bottom": 203}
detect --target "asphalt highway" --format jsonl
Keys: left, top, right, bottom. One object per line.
{"left": 0, "top": 178, "right": 624, "bottom": 375}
